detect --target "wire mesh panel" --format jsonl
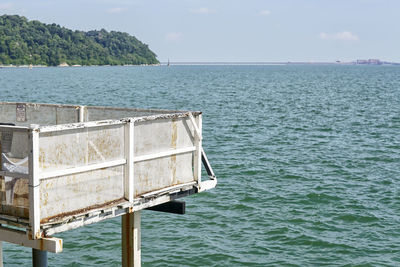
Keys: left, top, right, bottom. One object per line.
{"left": 0, "top": 127, "right": 30, "bottom": 218}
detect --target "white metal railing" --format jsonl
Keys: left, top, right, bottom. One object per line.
{"left": 0, "top": 111, "right": 216, "bottom": 240}
{"left": 0, "top": 102, "right": 217, "bottom": 262}
{"left": 38, "top": 159, "right": 127, "bottom": 180}
{"left": 133, "top": 146, "right": 196, "bottom": 163}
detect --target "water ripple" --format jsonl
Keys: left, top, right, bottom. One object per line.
{"left": 2, "top": 65, "right": 400, "bottom": 266}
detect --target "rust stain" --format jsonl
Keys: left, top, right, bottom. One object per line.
{"left": 40, "top": 197, "right": 125, "bottom": 224}
{"left": 54, "top": 143, "right": 68, "bottom": 166}
{"left": 170, "top": 120, "right": 178, "bottom": 184}
{"left": 87, "top": 128, "right": 123, "bottom": 163}
{"left": 36, "top": 230, "right": 44, "bottom": 239}
{"left": 39, "top": 148, "right": 46, "bottom": 169}
{"left": 171, "top": 155, "right": 176, "bottom": 184}
{"left": 123, "top": 214, "right": 132, "bottom": 266}
{"left": 12, "top": 193, "right": 29, "bottom": 200}
{"left": 39, "top": 239, "right": 44, "bottom": 251}
{"left": 42, "top": 192, "right": 49, "bottom": 206}
{"left": 136, "top": 169, "right": 159, "bottom": 196}
{"left": 171, "top": 120, "right": 177, "bottom": 149}
{"left": 0, "top": 177, "right": 4, "bottom": 191}
{"left": 0, "top": 205, "right": 29, "bottom": 218}
{"left": 95, "top": 184, "right": 103, "bottom": 193}
{"left": 136, "top": 173, "right": 149, "bottom": 197}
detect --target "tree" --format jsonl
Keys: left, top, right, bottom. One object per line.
{"left": 0, "top": 15, "right": 159, "bottom": 66}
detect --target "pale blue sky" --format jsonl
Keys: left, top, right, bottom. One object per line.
{"left": 1, "top": 0, "right": 399, "bottom": 62}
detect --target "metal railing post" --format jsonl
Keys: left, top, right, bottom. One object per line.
{"left": 124, "top": 120, "right": 134, "bottom": 202}
{"left": 190, "top": 113, "right": 202, "bottom": 185}
{"left": 29, "top": 126, "right": 40, "bottom": 239}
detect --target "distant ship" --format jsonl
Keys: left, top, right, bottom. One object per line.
{"left": 167, "top": 59, "right": 170, "bottom": 67}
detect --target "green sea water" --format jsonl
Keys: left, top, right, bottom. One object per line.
{"left": 1, "top": 65, "right": 400, "bottom": 266}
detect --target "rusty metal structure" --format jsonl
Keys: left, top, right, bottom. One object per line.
{"left": 0, "top": 102, "right": 217, "bottom": 266}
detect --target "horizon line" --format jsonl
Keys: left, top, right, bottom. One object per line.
{"left": 160, "top": 61, "right": 399, "bottom": 65}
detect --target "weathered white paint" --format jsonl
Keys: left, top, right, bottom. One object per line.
{"left": 39, "top": 124, "right": 125, "bottom": 172}
{"left": 131, "top": 112, "right": 199, "bottom": 123}
{"left": 37, "top": 123, "right": 126, "bottom": 222}
{"left": 38, "top": 159, "right": 126, "bottom": 180}
{"left": 132, "top": 117, "right": 196, "bottom": 197}
{"left": 124, "top": 121, "right": 134, "bottom": 202}
{"left": 193, "top": 114, "right": 202, "bottom": 185}
{"left": 85, "top": 105, "right": 196, "bottom": 121}
{"left": 189, "top": 113, "right": 202, "bottom": 140}
{"left": 0, "top": 102, "right": 79, "bottom": 127}
{"left": 199, "top": 148, "right": 218, "bottom": 191}
{"left": 41, "top": 184, "right": 194, "bottom": 236}
{"left": 78, "top": 106, "right": 85, "bottom": 123}
{"left": 39, "top": 166, "right": 125, "bottom": 221}
{"left": 122, "top": 211, "right": 141, "bottom": 267}
{"left": 199, "top": 180, "right": 218, "bottom": 192}
{"left": 29, "top": 127, "right": 41, "bottom": 239}
{"left": 38, "top": 119, "right": 125, "bottom": 133}
{"left": 133, "top": 146, "right": 196, "bottom": 163}
{"left": 0, "top": 102, "right": 216, "bottom": 245}
{"left": 0, "top": 226, "right": 62, "bottom": 253}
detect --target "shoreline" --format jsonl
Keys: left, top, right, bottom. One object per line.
{"left": 1, "top": 62, "right": 399, "bottom": 68}
{"left": 0, "top": 63, "right": 162, "bottom": 68}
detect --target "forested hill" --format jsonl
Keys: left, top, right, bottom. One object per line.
{"left": 0, "top": 15, "right": 159, "bottom": 66}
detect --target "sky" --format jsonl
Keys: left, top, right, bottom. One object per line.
{"left": 0, "top": 0, "right": 399, "bottom": 62}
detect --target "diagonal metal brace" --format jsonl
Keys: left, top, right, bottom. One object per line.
{"left": 201, "top": 148, "right": 215, "bottom": 179}
{"left": 199, "top": 148, "right": 217, "bottom": 192}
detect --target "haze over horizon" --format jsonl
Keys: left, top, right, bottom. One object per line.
{"left": 0, "top": 0, "right": 398, "bottom": 63}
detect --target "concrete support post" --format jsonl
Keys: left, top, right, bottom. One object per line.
{"left": 122, "top": 211, "right": 141, "bottom": 267}
{"left": 32, "top": 249, "right": 47, "bottom": 267}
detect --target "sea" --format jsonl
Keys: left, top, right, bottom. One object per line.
{"left": 1, "top": 65, "right": 400, "bottom": 266}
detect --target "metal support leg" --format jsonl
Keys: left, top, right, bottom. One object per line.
{"left": 0, "top": 241, "right": 3, "bottom": 267}
{"left": 32, "top": 249, "right": 47, "bottom": 267}
{"left": 122, "top": 211, "right": 141, "bottom": 267}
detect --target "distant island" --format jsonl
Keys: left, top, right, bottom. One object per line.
{"left": 0, "top": 15, "right": 159, "bottom": 66}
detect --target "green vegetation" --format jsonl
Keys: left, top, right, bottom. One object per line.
{"left": 0, "top": 15, "right": 159, "bottom": 66}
